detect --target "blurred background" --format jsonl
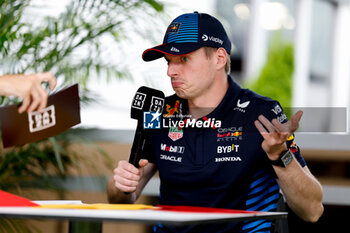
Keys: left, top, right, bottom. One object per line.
{"left": 0, "top": 0, "right": 349, "bottom": 232}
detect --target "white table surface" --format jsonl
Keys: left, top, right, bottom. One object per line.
{"left": 0, "top": 206, "right": 287, "bottom": 226}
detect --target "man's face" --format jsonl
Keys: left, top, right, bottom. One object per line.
{"left": 164, "top": 47, "right": 217, "bottom": 100}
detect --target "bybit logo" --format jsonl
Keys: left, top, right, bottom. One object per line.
{"left": 217, "top": 144, "right": 240, "bottom": 153}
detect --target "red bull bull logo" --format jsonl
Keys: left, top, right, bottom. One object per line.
{"left": 167, "top": 22, "right": 181, "bottom": 33}
{"left": 165, "top": 100, "right": 180, "bottom": 117}
{"left": 217, "top": 127, "right": 243, "bottom": 142}
{"left": 231, "top": 132, "right": 242, "bottom": 137}
{"left": 217, "top": 131, "right": 242, "bottom": 138}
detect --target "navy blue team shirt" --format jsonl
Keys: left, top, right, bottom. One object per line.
{"left": 142, "top": 76, "right": 306, "bottom": 233}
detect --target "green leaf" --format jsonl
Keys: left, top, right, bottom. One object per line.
{"left": 144, "top": 0, "right": 164, "bottom": 11}
{"left": 49, "top": 137, "right": 65, "bottom": 174}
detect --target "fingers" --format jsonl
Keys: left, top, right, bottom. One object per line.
{"left": 255, "top": 114, "right": 289, "bottom": 148}
{"left": 32, "top": 72, "right": 55, "bottom": 112}
{"left": 17, "top": 72, "right": 57, "bottom": 114}
{"left": 255, "top": 117, "right": 288, "bottom": 142}
{"left": 34, "top": 85, "right": 49, "bottom": 113}
{"left": 27, "top": 85, "right": 48, "bottom": 113}
{"left": 255, "top": 115, "right": 288, "bottom": 140}
{"left": 18, "top": 86, "right": 40, "bottom": 113}
{"left": 256, "top": 114, "right": 297, "bottom": 135}
{"left": 290, "top": 110, "right": 303, "bottom": 133}
{"left": 254, "top": 119, "right": 268, "bottom": 138}
{"left": 139, "top": 159, "right": 149, "bottom": 168}
{"left": 39, "top": 72, "right": 57, "bottom": 91}
{"left": 18, "top": 95, "right": 30, "bottom": 114}
{"left": 254, "top": 111, "right": 303, "bottom": 158}
{"left": 257, "top": 115, "right": 279, "bottom": 133}
{"left": 113, "top": 160, "right": 145, "bottom": 193}
{"left": 19, "top": 84, "right": 48, "bottom": 114}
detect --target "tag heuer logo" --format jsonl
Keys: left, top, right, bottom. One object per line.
{"left": 168, "top": 127, "right": 183, "bottom": 141}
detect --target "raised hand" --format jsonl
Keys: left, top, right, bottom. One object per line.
{"left": 254, "top": 110, "right": 303, "bottom": 160}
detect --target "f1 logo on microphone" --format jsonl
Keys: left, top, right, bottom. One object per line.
{"left": 143, "top": 111, "right": 161, "bottom": 129}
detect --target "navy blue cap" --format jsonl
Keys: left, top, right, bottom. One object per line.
{"left": 142, "top": 12, "right": 231, "bottom": 61}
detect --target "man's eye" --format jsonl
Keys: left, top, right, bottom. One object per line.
{"left": 181, "top": 57, "right": 188, "bottom": 62}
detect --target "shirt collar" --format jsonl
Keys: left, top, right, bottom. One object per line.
{"left": 206, "top": 75, "right": 242, "bottom": 119}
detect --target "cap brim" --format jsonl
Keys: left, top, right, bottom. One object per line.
{"left": 142, "top": 43, "right": 202, "bottom": 62}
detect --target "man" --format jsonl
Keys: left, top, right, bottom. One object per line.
{"left": 0, "top": 72, "right": 56, "bottom": 113}
{"left": 107, "top": 12, "right": 323, "bottom": 232}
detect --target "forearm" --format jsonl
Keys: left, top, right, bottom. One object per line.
{"left": 273, "top": 157, "right": 324, "bottom": 222}
{"left": 0, "top": 74, "right": 21, "bottom": 96}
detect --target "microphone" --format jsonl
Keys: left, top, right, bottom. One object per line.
{"left": 128, "top": 86, "right": 165, "bottom": 168}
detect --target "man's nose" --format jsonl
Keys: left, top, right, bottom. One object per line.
{"left": 167, "top": 62, "right": 179, "bottom": 77}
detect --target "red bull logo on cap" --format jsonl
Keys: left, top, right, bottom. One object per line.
{"left": 167, "top": 22, "right": 181, "bottom": 33}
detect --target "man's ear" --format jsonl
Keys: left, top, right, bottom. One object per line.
{"left": 216, "top": 48, "right": 228, "bottom": 71}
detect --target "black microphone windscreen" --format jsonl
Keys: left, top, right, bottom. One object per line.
{"left": 131, "top": 86, "right": 165, "bottom": 120}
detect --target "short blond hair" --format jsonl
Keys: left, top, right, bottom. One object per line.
{"left": 203, "top": 47, "right": 231, "bottom": 74}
